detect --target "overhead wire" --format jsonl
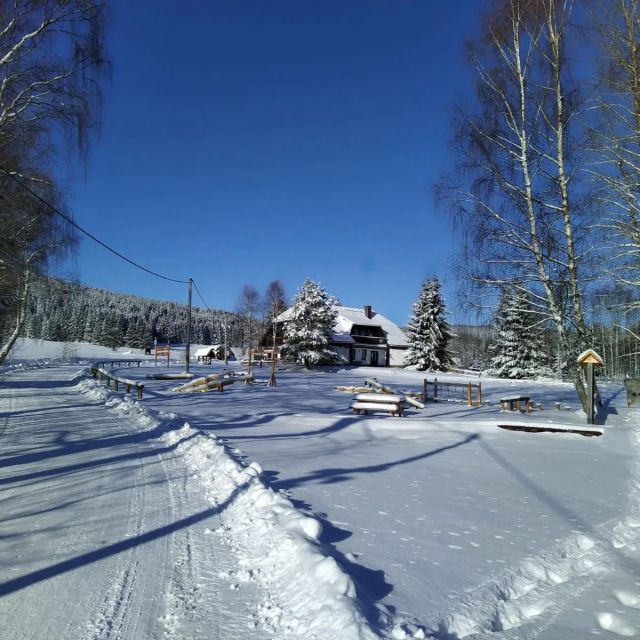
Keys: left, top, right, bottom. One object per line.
{"left": 192, "top": 279, "right": 212, "bottom": 311}
{"left": 0, "top": 164, "right": 190, "bottom": 285}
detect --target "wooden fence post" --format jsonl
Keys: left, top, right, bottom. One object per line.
{"left": 478, "top": 383, "right": 482, "bottom": 406}
{"left": 467, "top": 383, "right": 472, "bottom": 406}
{"left": 423, "top": 379, "right": 427, "bottom": 402}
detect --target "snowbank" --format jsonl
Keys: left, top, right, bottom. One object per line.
{"left": 76, "top": 376, "right": 380, "bottom": 640}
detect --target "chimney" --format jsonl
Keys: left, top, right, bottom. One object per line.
{"left": 364, "top": 305, "right": 372, "bottom": 319}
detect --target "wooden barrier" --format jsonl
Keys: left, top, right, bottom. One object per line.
{"left": 94, "top": 359, "right": 142, "bottom": 369}
{"left": 172, "top": 371, "right": 253, "bottom": 394}
{"left": 90, "top": 366, "right": 144, "bottom": 399}
{"left": 423, "top": 378, "right": 482, "bottom": 407}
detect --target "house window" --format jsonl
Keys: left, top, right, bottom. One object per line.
{"left": 361, "top": 349, "right": 367, "bottom": 361}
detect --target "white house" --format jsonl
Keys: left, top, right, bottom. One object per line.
{"left": 267, "top": 304, "right": 408, "bottom": 367}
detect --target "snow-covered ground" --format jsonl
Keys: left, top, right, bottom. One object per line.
{"left": 3, "top": 339, "right": 640, "bottom": 639}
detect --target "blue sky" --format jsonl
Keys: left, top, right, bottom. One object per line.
{"left": 64, "top": 1, "right": 483, "bottom": 326}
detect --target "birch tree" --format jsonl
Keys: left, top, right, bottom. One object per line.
{"left": 592, "top": 1, "right": 640, "bottom": 297}
{"left": 438, "top": 0, "right": 593, "bottom": 408}
{"left": 0, "top": 0, "right": 106, "bottom": 364}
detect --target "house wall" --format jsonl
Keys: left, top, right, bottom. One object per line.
{"left": 350, "top": 345, "right": 386, "bottom": 367}
{"left": 389, "top": 347, "right": 408, "bottom": 367}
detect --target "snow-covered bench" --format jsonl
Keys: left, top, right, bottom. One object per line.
{"left": 499, "top": 395, "right": 532, "bottom": 414}
{"left": 351, "top": 393, "right": 406, "bottom": 417}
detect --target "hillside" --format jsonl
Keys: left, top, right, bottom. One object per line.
{"left": 21, "top": 277, "right": 245, "bottom": 349}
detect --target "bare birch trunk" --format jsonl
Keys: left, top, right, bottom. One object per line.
{"left": 0, "top": 268, "right": 29, "bottom": 365}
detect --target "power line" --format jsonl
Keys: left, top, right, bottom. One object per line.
{"left": 192, "top": 280, "right": 212, "bottom": 311}
{"left": 0, "top": 165, "right": 190, "bottom": 285}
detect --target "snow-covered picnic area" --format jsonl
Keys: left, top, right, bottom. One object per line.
{"left": 2, "top": 341, "right": 640, "bottom": 639}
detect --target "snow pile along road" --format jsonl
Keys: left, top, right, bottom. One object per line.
{"left": 79, "top": 376, "right": 380, "bottom": 640}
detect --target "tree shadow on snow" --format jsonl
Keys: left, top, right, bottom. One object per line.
{"left": 272, "top": 433, "right": 480, "bottom": 491}
{"left": 0, "top": 482, "right": 249, "bottom": 597}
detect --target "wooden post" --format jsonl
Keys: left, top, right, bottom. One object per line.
{"left": 577, "top": 349, "right": 604, "bottom": 425}
{"left": 269, "top": 347, "right": 277, "bottom": 387}
{"left": 423, "top": 379, "right": 427, "bottom": 402}
{"left": 137, "top": 385, "right": 143, "bottom": 399}
{"left": 167, "top": 345, "right": 170, "bottom": 367}
{"left": 125, "top": 384, "right": 131, "bottom": 395}
{"left": 586, "top": 363, "right": 594, "bottom": 424}
{"left": 434, "top": 378, "right": 438, "bottom": 401}
{"left": 478, "top": 383, "right": 482, "bottom": 406}
{"left": 467, "top": 383, "right": 472, "bottom": 406}
{"left": 114, "top": 379, "right": 119, "bottom": 392}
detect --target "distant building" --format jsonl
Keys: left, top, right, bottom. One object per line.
{"left": 194, "top": 345, "right": 225, "bottom": 363}
{"left": 263, "top": 305, "right": 408, "bottom": 367}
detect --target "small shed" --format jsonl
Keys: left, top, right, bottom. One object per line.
{"left": 194, "top": 345, "right": 224, "bottom": 363}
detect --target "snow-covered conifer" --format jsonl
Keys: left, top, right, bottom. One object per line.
{"left": 100, "top": 314, "right": 123, "bottom": 350}
{"left": 488, "top": 287, "right": 549, "bottom": 378}
{"left": 281, "top": 279, "right": 339, "bottom": 369}
{"left": 405, "top": 277, "right": 453, "bottom": 371}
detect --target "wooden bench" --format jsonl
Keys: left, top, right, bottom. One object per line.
{"left": 351, "top": 393, "right": 406, "bottom": 417}
{"left": 499, "top": 396, "right": 532, "bottom": 414}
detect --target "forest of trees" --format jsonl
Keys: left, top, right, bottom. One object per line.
{"left": 22, "top": 277, "right": 246, "bottom": 350}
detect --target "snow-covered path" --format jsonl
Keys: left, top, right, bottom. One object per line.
{"left": 0, "top": 366, "right": 265, "bottom": 640}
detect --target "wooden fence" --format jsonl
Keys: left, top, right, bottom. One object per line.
{"left": 90, "top": 365, "right": 145, "bottom": 399}
{"left": 93, "top": 359, "right": 142, "bottom": 369}
{"left": 423, "top": 378, "right": 482, "bottom": 407}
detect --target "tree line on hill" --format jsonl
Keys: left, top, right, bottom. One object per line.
{"left": 21, "top": 277, "right": 244, "bottom": 350}
{"left": 18, "top": 276, "right": 289, "bottom": 354}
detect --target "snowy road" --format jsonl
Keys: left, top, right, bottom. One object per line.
{"left": 0, "top": 367, "right": 265, "bottom": 640}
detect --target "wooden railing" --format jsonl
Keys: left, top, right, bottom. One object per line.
{"left": 90, "top": 365, "right": 145, "bottom": 399}
{"left": 93, "top": 359, "right": 142, "bottom": 369}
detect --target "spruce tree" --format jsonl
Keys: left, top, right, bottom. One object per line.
{"left": 136, "top": 318, "right": 153, "bottom": 350}
{"left": 488, "top": 287, "right": 549, "bottom": 378}
{"left": 281, "top": 278, "right": 339, "bottom": 369}
{"left": 100, "top": 314, "right": 123, "bottom": 350}
{"left": 405, "top": 277, "right": 453, "bottom": 371}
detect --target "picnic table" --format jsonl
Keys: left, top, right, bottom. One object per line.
{"left": 499, "top": 395, "right": 532, "bottom": 414}
{"left": 351, "top": 393, "right": 406, "bottom": 417}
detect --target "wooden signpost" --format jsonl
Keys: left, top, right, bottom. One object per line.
{"left": 577, "top": 349, "right": 604, "bottom": 425}
{"left": 155, "top": 345, "right": 170, "bottom": 366}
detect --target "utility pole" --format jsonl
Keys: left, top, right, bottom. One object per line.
{"left": 185, "top": 277, "right": 192, "bottom": 373}
{"left": 224, "top": 315, "right": 228, "bottom": 365}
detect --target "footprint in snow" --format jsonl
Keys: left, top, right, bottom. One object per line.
{"left": 615, "top": 591, "right": 640, "bottom": 609}
{"left": 597, "top": 612, "right": 636, "bottom": 637}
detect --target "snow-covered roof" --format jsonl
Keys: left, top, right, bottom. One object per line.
{"left": 275, "top": 305, "right": 408, "bottom": 348}
{"left": 194, "top": 346, "right": 221, "bottom": 357}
